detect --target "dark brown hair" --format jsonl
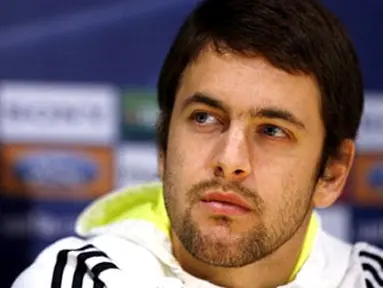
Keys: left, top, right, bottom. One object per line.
{"left": 156, "top": 0, "right": 364, "bottom": 177}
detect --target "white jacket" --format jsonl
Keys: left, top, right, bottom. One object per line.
{"left": 11, "top": 182, "right": 383, "bottom": 288}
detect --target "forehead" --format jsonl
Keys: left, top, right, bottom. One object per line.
{"left": 176, "top": 47, "right": 323, "bottom": 127}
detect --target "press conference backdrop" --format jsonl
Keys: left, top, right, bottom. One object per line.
{"left": 0, "top": 1, "right": 382, "bottom": 287}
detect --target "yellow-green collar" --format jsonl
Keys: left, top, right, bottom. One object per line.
{"left": 76, "top": 182, "right": 170, "bottom": 237}
{"left": 76, "top": 182, "right": 318, "bottom": 281}
{"left": 289, "top": 212, "right": 319, "bottom": 281}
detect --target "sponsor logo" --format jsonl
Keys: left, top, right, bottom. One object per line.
{"left": 121, "top": 90, "right": 158, "bottom": 141}
{"left": 356, "top": 93, "right": 383, "bottom": 151}
{"left": 14, "top": 151, "right": 98, "bottom": 187}
{"left": 0, "top": 81, "right": 118, "bottom": 144}
{"left": 355, "top": 219, "right": 383, "bottom": 244}
{"left": 0, "top": 210, "right": 77, "bottom": 240}
{"left": 117, "top": 143, "right": 159, "bottom": 187}
{"left": 118, "top": 164, "right": 159, "bottom": 187}
{"left": 0, "top": 144, "right": 114, "bottom": 199}
{"left": 0, "top": 197, "right": 89, "bottom": 241}
{"left": 5, "top": 102, "right": 104, "bottom": 124}
{"left": 353, "top": 153, "right": 383, "bottom": 205}
{"left": 352, "top": 207, "right": 383, "bottom": 245}
{"left": 360, "top": 112, "right": 383, "bottom": 133}
{"left": 367, "top": 164, "right": 383, "bottom": 192}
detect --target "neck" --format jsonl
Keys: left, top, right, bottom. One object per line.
{"left": 172, "top": 212, "right": 314, "bottom": 288}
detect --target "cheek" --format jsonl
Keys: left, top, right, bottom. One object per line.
{"left": 254, "top": 155, "right": 317, "bottom": 208}
{"left": 168, "top": 128, "right": 212, "bottom": 179}
{"left": 255, "top": 141, "right": 320, "bottom": 182}
{"left": 165, "top": 136, "right": 202, "bottom": 203}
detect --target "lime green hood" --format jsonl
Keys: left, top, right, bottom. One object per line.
{"left": 76, "top": 182, "right": 170, "bottom": 237}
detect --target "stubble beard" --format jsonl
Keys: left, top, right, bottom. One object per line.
{"left": 163, "top": 170, "right": 313, "bottom": 268}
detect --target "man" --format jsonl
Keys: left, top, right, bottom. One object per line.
{"left": 12, "top": 0, "right": 383, "bottom": 287}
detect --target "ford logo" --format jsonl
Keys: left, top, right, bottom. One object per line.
{"left": 368, "top": 164, "right": 383, "bottom": 191}
{"left": 14, "top": 151, "right": 98, "bottom": 186}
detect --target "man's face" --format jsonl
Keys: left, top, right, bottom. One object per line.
{"left": 161, "top": 48, "right": 326, "bottom": 267}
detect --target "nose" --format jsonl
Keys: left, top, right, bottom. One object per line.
{"left": 212, "top": 126, "right": 252, "bottom": 182}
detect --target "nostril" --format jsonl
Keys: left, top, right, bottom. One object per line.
{"left": 214, "top": 166, "right": 224, "bottom": 177}
{"left": 234, "top": 169, "right": 243, "bottom": 175}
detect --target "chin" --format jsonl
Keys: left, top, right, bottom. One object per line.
{"left": 198, "top": 223, "right": 242, "bottom": 244}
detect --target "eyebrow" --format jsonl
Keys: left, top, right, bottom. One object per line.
{"left": 251, "top": 107, "right": 306, "bottom": 130}
{"left": 181, "top": 92, "right": 306, "bottom": 130}
{"left": 181, "top": 92, "right": 229, "bottom": 113}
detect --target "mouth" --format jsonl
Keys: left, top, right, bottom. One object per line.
{"left": 199, "top": 191, "right": 252, "bottom": 216}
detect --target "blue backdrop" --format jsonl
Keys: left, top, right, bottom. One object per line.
{"left": 0, "top": 1, "right": 382, "bottom": 287}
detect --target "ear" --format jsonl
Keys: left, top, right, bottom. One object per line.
{"left": 313, "top": 139, "right": 355, "bottom": 208}
{"left": 158, "top": 149, "right": 165, "bottom": 181}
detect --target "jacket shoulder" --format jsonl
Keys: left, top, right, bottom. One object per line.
{"left": 315, "top": 230, "right": 383, "bottom": 288}
{"left": 11, "top": 233, "right": 184, "bottom": 288}
{"left": 11, "top": 236, "right": 121, "bottom": 288}
{"left": 352, "top": 242, "right": 383, "bottom": 288}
